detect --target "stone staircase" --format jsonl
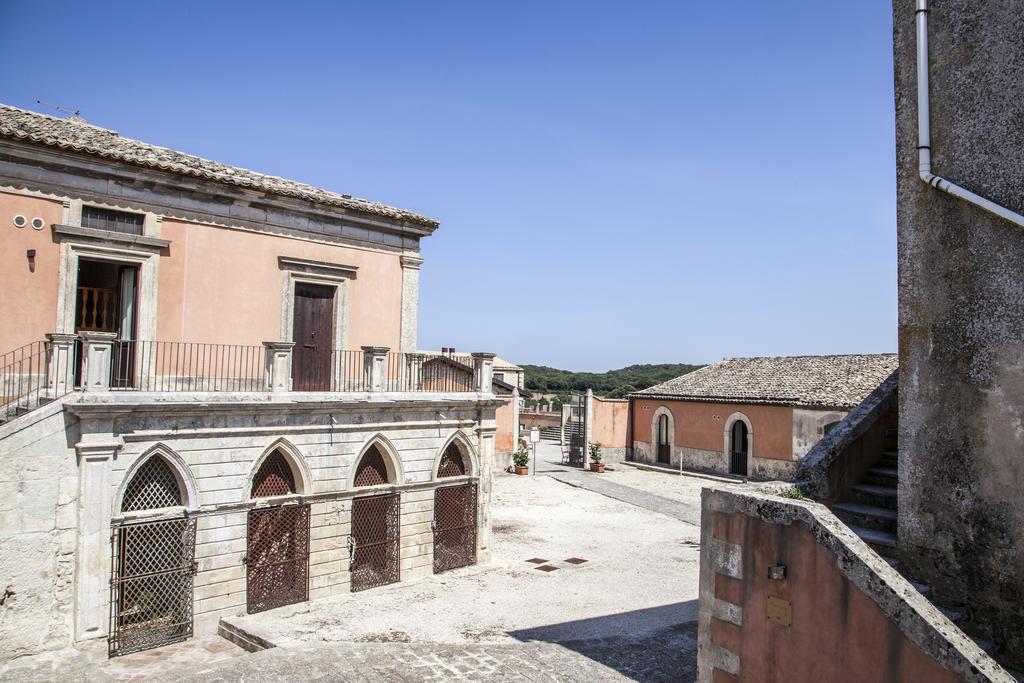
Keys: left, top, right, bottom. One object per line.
{"left": 828, "top": 427, "right": 1000, "bottom": 658}
{"left": 538, "top": 426, "right": 561, "bottom": 441}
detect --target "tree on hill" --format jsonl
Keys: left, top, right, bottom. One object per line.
{"left": 520, "top": 363, "right": 702, "bottom": 396}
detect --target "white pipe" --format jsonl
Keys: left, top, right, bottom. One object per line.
{"left": 915, "top": 0, "right": 1024, "bottom": 228}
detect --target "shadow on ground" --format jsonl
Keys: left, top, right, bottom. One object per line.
{"left": 508, "top": 601, "right": 699, "bottom": 682}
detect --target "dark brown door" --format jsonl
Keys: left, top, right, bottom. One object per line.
{"left": 433, "top": 484, "right": 478, "bottom": 573}
{"left": 730, "top": 421, "right": 748, "bottom": 476}
{"left": 292, "top": 283, "right": 334, "bottom": 391}
{"left": 245, "top": 504, "right": 310, "bottom": 614}
{"left": 657, "top": 414, "right": 671, "bottom": 464}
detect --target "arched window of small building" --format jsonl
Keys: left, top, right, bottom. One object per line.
{"left": 121, "top": 455, "right": 183, "bottom": 512}
{"left": 438, "top": 442, "right": 468, "bottom": 478}
{"left": 354, "top": 445, "right": 392, "bottom": 487}
{"left": 251, "top": 451, "right": 297, "bottom": 498}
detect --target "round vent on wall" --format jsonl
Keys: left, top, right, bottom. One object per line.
{"left": 13, "top": 214, "right": 27, "bottom": 228}
{"left": 31, "top": 217, "right": 45, "bottom": 230}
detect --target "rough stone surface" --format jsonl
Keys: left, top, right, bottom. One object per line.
{"left": 894, "top": 0, "right": 1024, "bottom": 666}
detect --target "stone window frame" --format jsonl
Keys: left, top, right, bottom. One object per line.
{"left": 651, "top": 405, "right": 676, "bottom": 465}
{"left": 723, "top": 412, "right": 754, "bottom": 475}
{"left": 113, "top": 444, "right": 199, "bottom": 521}
{"left": 348, "top": 433, "right": 405, "bottom": 489}
{"left": 278, "top": 256, "right": 357, "bottom": 353}
{"left": 247, "top": 437, "right": 314, "bottom": 502}
{"left": 431, "top": 430, "right": 481, "bottom": 481}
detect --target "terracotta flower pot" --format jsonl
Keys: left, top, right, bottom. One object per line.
{"left": 590, "top": 462, "right": 605, "bottom": 473}
{"left": 514, "top": 466, "right": 529, "bottom": 475}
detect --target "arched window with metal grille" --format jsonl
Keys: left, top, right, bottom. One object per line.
{"left": 251, "top": 451, "right": 298, "bottom": 498}
{"left": 353, "top": 445, "right": 391, "bottom": 487}
{"left": 121, "top": 456, "right": 184, "bottom": 512}
{"left": 437, "top": 443, "right": 467, "bottom": 478}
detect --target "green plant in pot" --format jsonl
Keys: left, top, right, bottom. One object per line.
{"left": 512, "top": 447, "right": 530, "bottom": 475}
{"left": 589, "top": 442, "right": 605, "bottom": 473}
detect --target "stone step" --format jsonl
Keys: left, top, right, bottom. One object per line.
{"left": 882, "top": 450, "right": 899, "bottom": 458}
{"left": 910, "top": 580, "right": 931, "bottom": 597}
{"left": 865, "top": 466, "right": 899, "bottom": 487}
{"left": 850, "top": 483, "right": 899, "bottom": 510}
{"left": 832, "top": 502, "right": 898, "bottom": 533}
{"left": 884, "top": 427, "right": 898, "bottom": 439}
{"left": 940, "top": 606, "right": 964, "bottom": 623}
{"left": 848, "top": 524, "right": 897, "bottom": 549}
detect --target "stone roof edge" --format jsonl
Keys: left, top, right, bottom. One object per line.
{"left": 626, "top": 392, "right": 858, "bottom": 410}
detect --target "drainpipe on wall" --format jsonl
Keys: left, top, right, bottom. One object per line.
{"left": 915, "top": 0, "right": 1024, "bottom": 228}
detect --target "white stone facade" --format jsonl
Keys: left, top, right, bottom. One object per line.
{"left": 0, "top": 391, "right": 499, "bottom": 658}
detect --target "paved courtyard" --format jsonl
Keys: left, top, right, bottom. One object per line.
{"left": 2, "top": 445, "right": 724, "bottom": 682}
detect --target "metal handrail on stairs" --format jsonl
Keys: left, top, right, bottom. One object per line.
{"left": 0, "top": 339, "right": 75, "bottom": 424}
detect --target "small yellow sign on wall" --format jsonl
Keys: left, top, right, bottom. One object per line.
{"left": 767, "top": 596, "right": 792, "bottom": 626}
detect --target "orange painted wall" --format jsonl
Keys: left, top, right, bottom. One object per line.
{"left": 591, "top": 397, "right": 628, "bottom": 448}
{"left": 0, "top": 192, "right": 64, "bottom": 352}
{"left": 633, "top": 398, "right": 793, "bottom": 460}
{"left": 495, "top": 397, "right": 516, "bottom": 453}
{"left": 156, "top": 219, "right": 403, "bottom": 348}
{"left": 711, "top": 510, "right": 959, "bottom": 682}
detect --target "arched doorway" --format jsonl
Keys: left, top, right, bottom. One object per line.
{"left": 657, "top": 413, "right": 672, "bottom": 465}
{"left": 433, "top": 440, "right": 478, "bottom": 574}
{"left": 246, "top": 450, "right": 310, "bottom": 614}
{"left": 109, "top": 454, "right": 197, "bottom": 657}
{"left": 730, "top": 420, "right": 749, "bottom": 476}
{"left": 350, "top": 443, "right": 401, "bottom": 592}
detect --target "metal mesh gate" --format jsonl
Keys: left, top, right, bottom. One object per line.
{"left": 350, "top": 493, "right": 400, "bottom": 592}
{"left": 246, "top": 504, "right": 310, "bottom": 614}
{"left": 433, "top": 484, "right": 478, "bottom": 573}
{"left": 109, "top": 517, "right": 197, "bottom": 657}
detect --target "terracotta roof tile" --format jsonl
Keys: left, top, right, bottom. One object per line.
{"left": 633, "top": 354, "right": 898, "bottom": 409}
{"left": 0, "top": 103, "right": 437, "bottom": 228}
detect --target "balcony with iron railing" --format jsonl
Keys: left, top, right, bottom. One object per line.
{"left": 0, "top": 334, "right": 496, "bottom": 424}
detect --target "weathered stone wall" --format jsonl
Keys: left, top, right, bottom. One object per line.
{"left": 894, "top": 0, "right": 1024, "bottom": 663}
{"left": 791, "top": 408, "right": 847, "bottom": 459}
{"left": 0, "top": 401, "right": 80, "bottom": 659}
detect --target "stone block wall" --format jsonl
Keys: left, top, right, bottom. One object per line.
{"left": 0, "top": 394, "right": 497, "bottom": 657}
{"left": 0, "top": 401, "right": 80, "bottom": 659}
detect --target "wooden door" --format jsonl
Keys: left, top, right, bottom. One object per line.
{"left": 730, "top": 421, "right": 748, "bottom": 476}
{"left": 292, "top": 283, "right": 334, "bottom": 391}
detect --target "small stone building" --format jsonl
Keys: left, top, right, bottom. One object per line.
{"left": 629, "top": 354, "right": 897, "bottom": 479}
{"left": 0, "top": 104, "right": 500, "bottom": 660}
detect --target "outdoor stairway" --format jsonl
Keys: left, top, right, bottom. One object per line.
{"left": 539, "top": 426, "right": 561, "bottom": 441}
{"left": 828, "top": 429, "right": 1001, "bottom": 658}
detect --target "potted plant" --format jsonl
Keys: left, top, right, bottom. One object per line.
{"left": 513, "top": 447, "right": 530, "bottom": 475}
{"left": 589, "top": 442, "right": 605, "bottom": 473}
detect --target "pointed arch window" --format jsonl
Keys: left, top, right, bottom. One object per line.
{"left": 354, "top": 445, "right": 390, "bottom": 487}
{"left": 438, "top": 443, "right": 468, "bottom": 478}
{"left": 121, "top": 456, "right": 184, "bottom": 512}
{"left": 251, "top": 451, "right": 298, "bottom": 498}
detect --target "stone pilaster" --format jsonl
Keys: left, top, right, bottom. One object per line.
{"left": 79, "top": 332, "right": 116, "bottom": 392}
{"left": 585, "top": 388, "right": 595, "bottom": 451}
{"left": 475, "top": 417, "right": 497, "bottom": 563}
{"left": 45, "top": 332, "right": 78, "bottom": 397}
{"left": 263, "top": 341, "right": 295, "bottom": 393}
{"left": 471, "top": 352, "right": 496, "bottom": 394}
{"left": 73, "top": 426, "right": 123, "bottom": 641}
{"left": 399, "top": 253, "right": 423, "bottom": 353}
{"left": 404, "top": 352, "right": 426, "bottom": 391}
{"left": 362, "top": 346, "right": 390, "bottom": 392}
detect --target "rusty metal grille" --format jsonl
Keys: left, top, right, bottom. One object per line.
{"left": 251, "top": 452, "right": 297, "bottom": 498}
{"left": 437, "top": 444, "right": 467, "bottom": 477}
{"left": 353, "top": 447, "right": 389, "bottom": 487}
{"left": 433, "top": 484, "right": 478, "bottom": 573}
{"left": 109, "top": 517, "right": 197, "bottom": 657}
{"left": 350, "top": 493, "right": 400, "bottom": 592}
{"left": 246, "top": 504, "right": 310, "bottom": 614}
{"left": 121, "top": 457, "right": 183, "bottom": 512}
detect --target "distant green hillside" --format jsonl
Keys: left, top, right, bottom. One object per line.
{"left": 521, "top": 363, "right": 703, "bottom": 399}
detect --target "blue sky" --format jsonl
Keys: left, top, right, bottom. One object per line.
{"left": 1, "top": 1, "right": 896, "bottom": 371}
